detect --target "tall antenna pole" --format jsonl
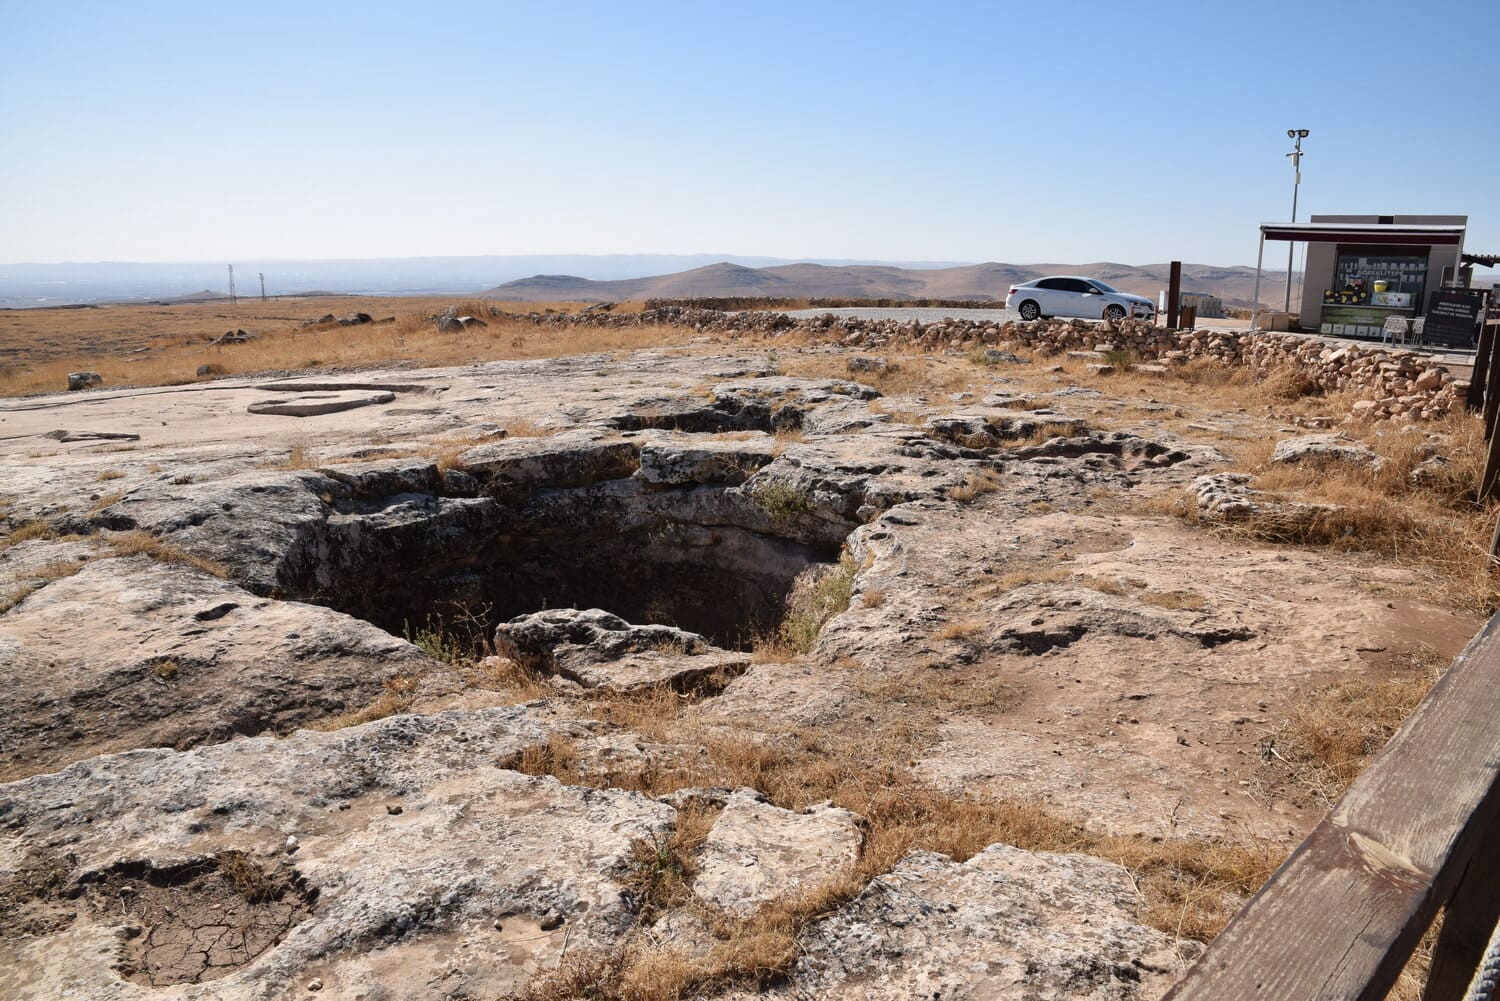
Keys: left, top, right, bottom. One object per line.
{"left": 1283, "top": 129, "right": 1309, "bottom": 314}
{"left": 227, "top": 264, "right": 237, "bottom": 305}
{"left": 259, "top": 272, "right": 267, "bottom": 302}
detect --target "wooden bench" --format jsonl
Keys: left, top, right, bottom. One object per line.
{"left": 1161, "top": 613, "right": 1500, "bottom": 1001}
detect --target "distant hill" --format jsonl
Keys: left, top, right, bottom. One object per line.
{"left": 483, "top": 261, "right": 1290, "bottom": 309}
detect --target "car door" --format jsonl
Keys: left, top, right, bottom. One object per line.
{"left": 1064, "top": 278, "right": 1103, "bottom": 318}
{"left": 1033, "top": 278, "right": 1067, "bottom": 316}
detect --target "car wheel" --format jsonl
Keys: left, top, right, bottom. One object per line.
{"left": 1018, "top": 300, "right": 1040, "bottom": 321}
{"left": 1104, "top": 304, "right": 1127, "bottom": 323}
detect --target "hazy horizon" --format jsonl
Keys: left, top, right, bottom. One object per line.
{"left": 3, "top": 1, "right": 1495, "bottom": 269}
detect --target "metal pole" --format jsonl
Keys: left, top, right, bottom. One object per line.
{"left": 1251, "top": 232, "right": 1265, "bottom": 331}
{"left": 1167, "top": 261, "right": 1182, "bottom": 329}
{"left": 1283, "top": 131, "right": 1306, "bottom": 314}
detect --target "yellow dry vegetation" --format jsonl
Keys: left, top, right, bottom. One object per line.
{"left": 1162, "top": 412, "right": 1496, "bottom": 611}
{"left": 0, "top": 296, "right": 696, "bottom": 397}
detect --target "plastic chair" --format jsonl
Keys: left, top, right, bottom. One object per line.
{"left": 1410, "top": 317, "right": 1425, "bottom": 347}
{"left": 1382, "top": 316, "right": 1409, "bottom": 346}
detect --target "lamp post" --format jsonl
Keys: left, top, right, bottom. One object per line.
{"left": 1284, "top": 129, "right": 1309, "bottom": 314}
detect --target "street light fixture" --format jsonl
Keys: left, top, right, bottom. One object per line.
{"left": 1284, "top": 129, "right": 1309, "bottom": 313}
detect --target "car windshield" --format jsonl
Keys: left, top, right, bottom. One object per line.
{"left": 1088, "top": 280, "right": 1119, "bottom": 293}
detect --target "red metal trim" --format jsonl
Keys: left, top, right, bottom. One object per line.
{"left": 1261, "top": 227, "right": 1464, "bottom": 246}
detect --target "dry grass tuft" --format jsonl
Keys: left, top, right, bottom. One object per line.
{"left": 948, "top": 469, "right": 1000, "bottom": 503}
{"left": 934, "top": 619, "right": 985, "bottom": 643}
{"left": 1261, "top": 366, "right": 1318, "bottom": 401}
{"left": 0, "top": 521, "right": 54, "bottom": 552}
{"left": 214, "top": 850, "right": 279, "bottom": 903}
{"left": 0, "top": 559, "right": 87, "bottom": 613}
{"left": 1140, "top": 589, "right": 1209, "bottom": 610}
{"left": 260, "top": 445, "right": 315, "bottom": 471}
{"left": 312, "top": 674, "right": 421, "bottom": 730}
{"left": 105, "top": 530, "right": 229, "bottom": 578}
{"left": 1266, "top": 646, "right": 1446, "bottom": 804}
{"left": 1168, "top": 412, "right": 1498, "bottom": 612}
{"left": 756, "top": 552, "right": 859, "bottom": 658}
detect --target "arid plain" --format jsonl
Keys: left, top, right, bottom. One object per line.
{"left": 0, "top": 295, "right": 1489, "bottom": 1000}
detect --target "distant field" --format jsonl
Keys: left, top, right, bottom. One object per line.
{"left": 0, "top": 295, "right": 652, "bottom": 397}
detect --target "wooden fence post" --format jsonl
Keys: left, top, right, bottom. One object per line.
{"left": 1423, "top": 824, "right": 1500, "bottom": 1000}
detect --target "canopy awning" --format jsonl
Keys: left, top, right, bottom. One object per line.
{"left": 1259, "top": 222, "right": 1466, "bottom": 246}
{"left": 1463, "top": 252, "right": 1500, "bottom": 268}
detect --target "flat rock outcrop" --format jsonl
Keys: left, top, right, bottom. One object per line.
{"left": 0, "top": 707, "right": 673, "bottom": 1000}
{"left": 0, "top": 556, "right": 432, "bottom": 779}
{"left": 752, "top": 844, "right": 1196, "bottom": 1000}
{"left": 692, "top": 789, "right": 863, "bottom": 916}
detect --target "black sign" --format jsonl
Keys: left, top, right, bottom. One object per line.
{"left": 1424, "top": 291, "right": 1483, "bottom": 347}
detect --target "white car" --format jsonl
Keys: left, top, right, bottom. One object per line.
{"left": 1005, "top": 277, "right": 1155, "bottom": 323}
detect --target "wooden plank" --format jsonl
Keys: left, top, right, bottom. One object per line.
{"left": 1424, "top": 828, "right": 1500, "bottom": 1001}
{"left": 1483, "top": 332, "right": 1500, "bottom": 441}
{"left": 1479, "top": 425, "right": 1500, "bottom": 504}
{"left": 1162, "top": 614, "right": 1500, "bottom": 1001}
{"left": 1469, "top": 322, "right": 1493, "bottom": 412}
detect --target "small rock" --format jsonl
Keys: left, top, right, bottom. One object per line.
{"left": 67, "top": 371, "right": 102, "bottom": 391}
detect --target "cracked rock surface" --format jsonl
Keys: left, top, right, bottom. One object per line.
{"left": 0, "top": 345, "right": 1480, "bottom": 999}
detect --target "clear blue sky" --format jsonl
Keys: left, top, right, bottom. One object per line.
{"left": 2, "top": 0, "right": 1496, "bottom": 267}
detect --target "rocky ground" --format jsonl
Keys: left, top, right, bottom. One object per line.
{"left": 0, "top": 341, "right": 1480, "bottom": 999}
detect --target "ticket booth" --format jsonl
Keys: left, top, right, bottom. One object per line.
{"left": 1252, "top": 216, "right": 1467, "bottom": 340}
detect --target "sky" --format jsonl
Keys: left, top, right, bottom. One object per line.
{"left": 2, "top": 0, "right": 1497, "bottom": 269}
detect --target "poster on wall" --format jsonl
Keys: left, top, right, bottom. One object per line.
{"left": 1423, "top": 291, "right": 1482, "bottom": 348}
{"left": 1319, "top": 305, "right": 1396, "bottom": 339}
{"left": 1332, "top": 251, "right": 1429, "bottom": 302}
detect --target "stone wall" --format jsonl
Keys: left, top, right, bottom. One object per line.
{"left": 513, "top": 307, "right": 1469, "bottom": 422}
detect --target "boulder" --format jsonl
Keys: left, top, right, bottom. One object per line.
{"left": 635, "top": 431, "right": 777, "bottom": 486}
{"left": 66, "top": 371, "right": 102, "bottom": 391}
{"left": 494, "top": 607, "right": 748, "bottom": 692}
{"left": 458, "top": 429, "right": 639, "bottom": 493}
{"left": 754, "top": 844, "right": 1195, "bottom": 1000}
{"left": 1269, "top": 433, "right": 1382, "bottom": 470}
{"left": 246, "top": 390, "right": 395, "bottom": 417}
{"left": 693, "top": 789, "right": 863, "bottom": 916}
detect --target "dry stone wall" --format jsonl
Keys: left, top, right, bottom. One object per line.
{"left": 512, "top": 306, "right": 1469, "bottom": 422}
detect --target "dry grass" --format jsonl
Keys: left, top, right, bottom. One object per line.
{"left": 516, "top": 691, "right": 1283, "bottom": 1000}
{"left": 977, "top": 564, "right": 1071, "bottom": 598}
{"left": 214, "top": 850, "right": 279, "bottom": 904}
{"left": 1075, "top": 574, "right": 1129, "bottom": 596}
{"left": 0, "top": 521, "right": 53, "bottom": 552}
{"left": 934, "top": 619, "right": 985, "bottom": 643}
{"left": 88, "top": 490, "right": 125, "bottom": 512}
{"left": 859, "top": 588, "right": 886, "bottom": 608}
{"left": 260, "top": 445, "right": 315, "bottom": 471}
{"left": 1166, "top": 412, "right": 1497, "bottom": 611}
{"left": 311, "top": 674, "right": 421, "bottom": 730}
{"left": 1140, "top": 589, "right": 1209, "bottom": 610}
{"left": 754, "top": 552, "right": 859, "bottom": 659}
{"left": 782, "top": 353, "right": 976, "bottom": 398}
{"left": 104, "top": 530, "right": 229, "bottom": 578}
{"left": 0, "top": 296, "right": 698, "bottom": 397}
{"left": 0, "top": 559, "right": 87, "bottom": 613}
{"left": 948, "top": 469, "right": 1000, "bottom": 503}
{"left": 1266, "top": 646, "right": 1446, "bottom": 805}
{"left": 95, "top": 469, "right": 126, "bottom": 482}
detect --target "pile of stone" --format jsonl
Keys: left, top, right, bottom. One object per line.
{"left": 507, "top": 306, "right": 1467, "bottom": 424}
{"left": 1239, "top": 336, "right": 1462, "bottom": 421}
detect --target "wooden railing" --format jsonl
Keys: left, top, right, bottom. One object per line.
{"left": 1162, "top": 614, "right": 1500, "bottom": 1000}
